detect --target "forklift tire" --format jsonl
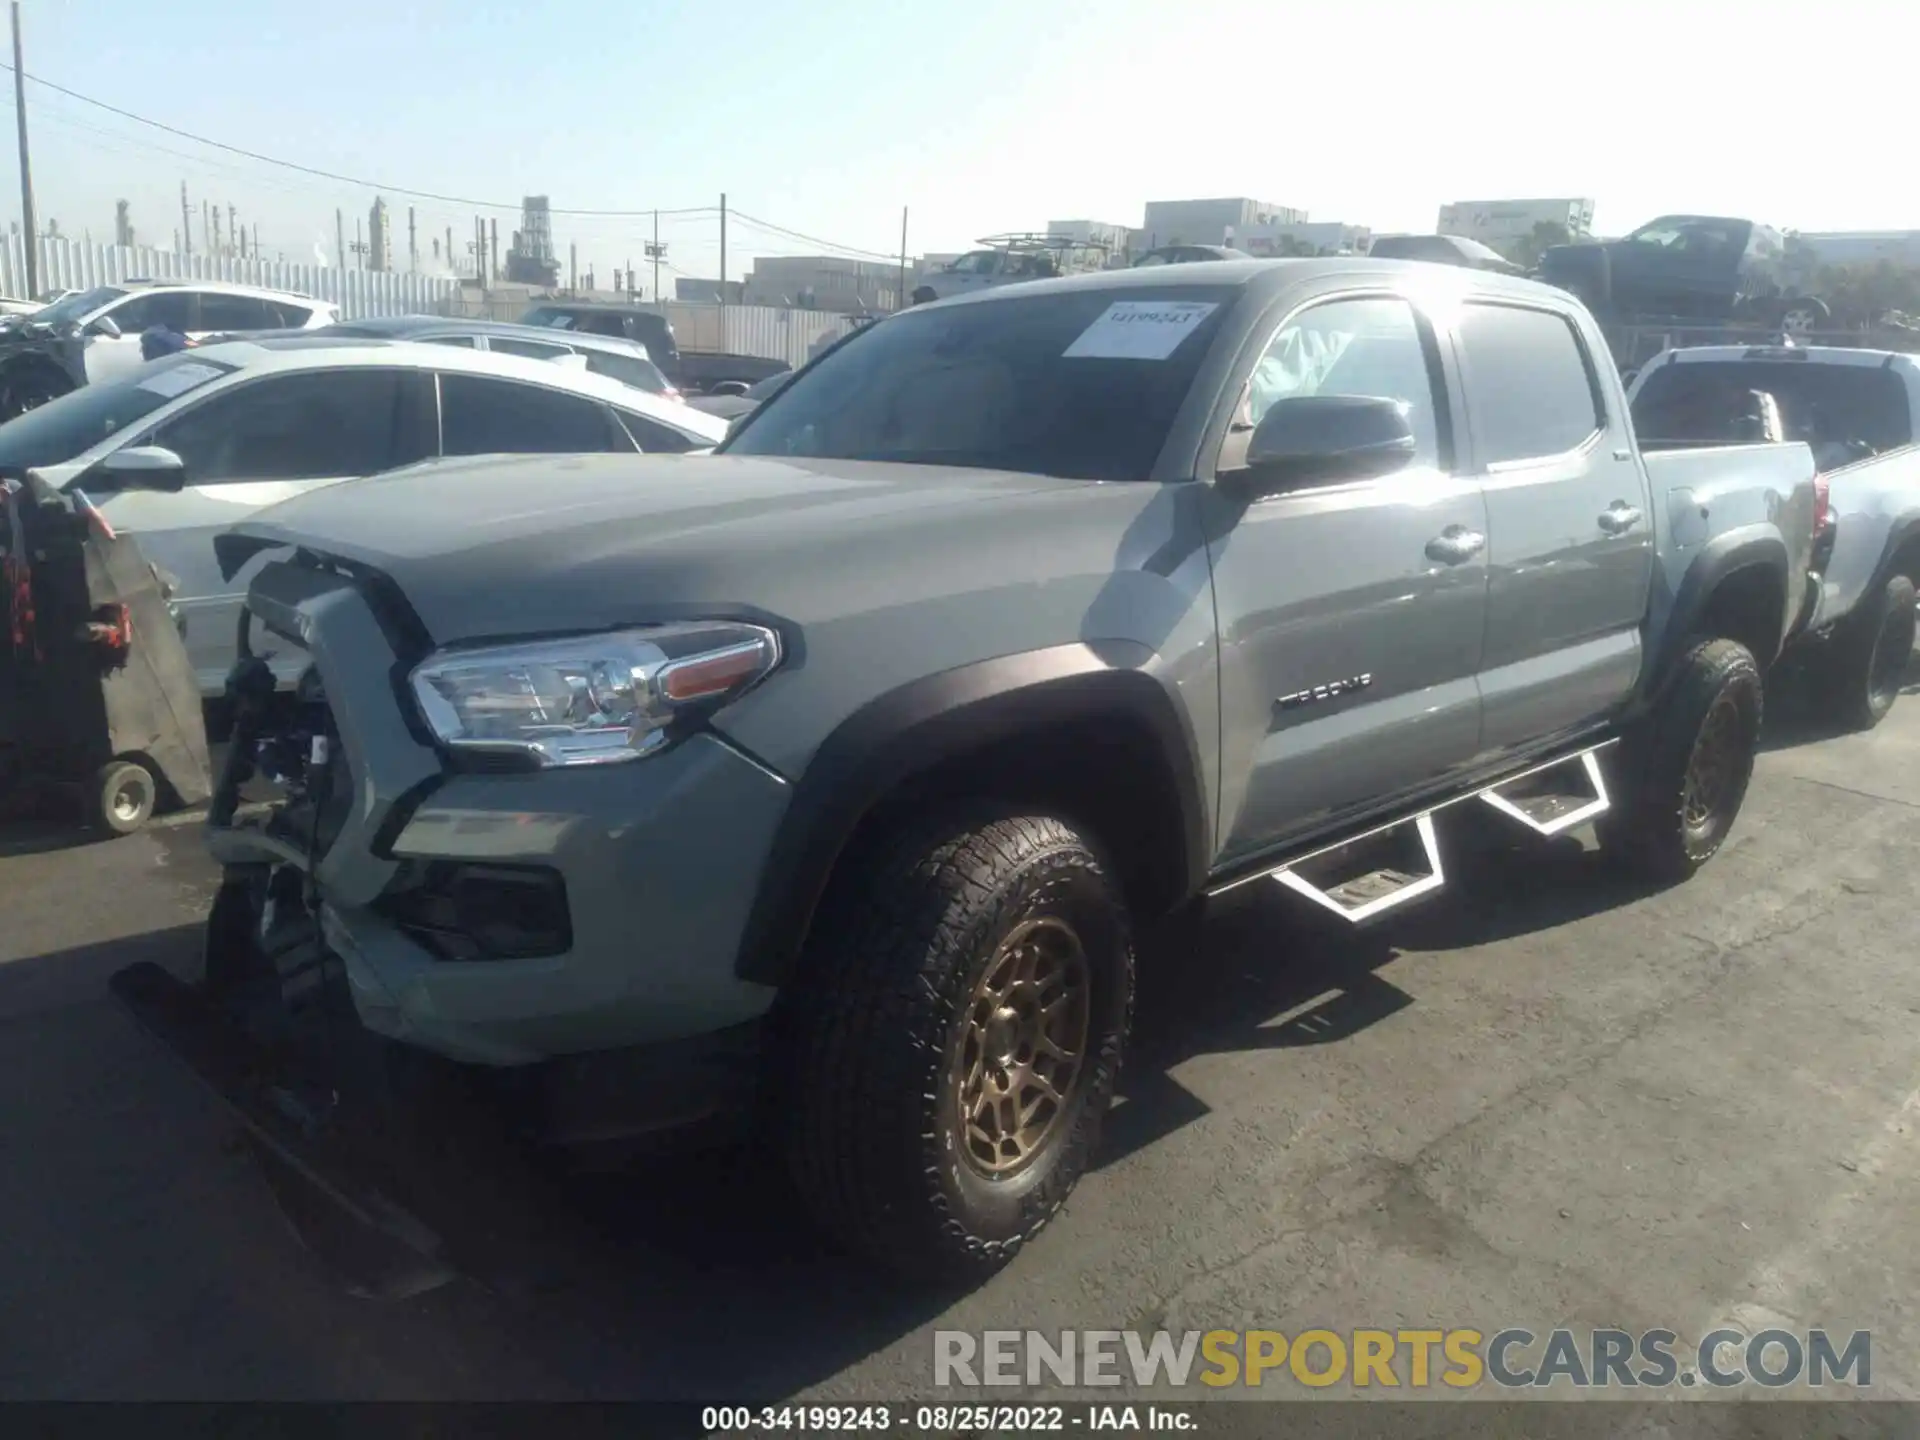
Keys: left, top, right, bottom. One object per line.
{"left": 1818, "top": 572, "right": 1916, "bottom": 733}
{"left": 1596, "top": 638, "right": 1762, "bottom": 883}
{"left": 89, "top": 759, "right": 157, "bottom": 835}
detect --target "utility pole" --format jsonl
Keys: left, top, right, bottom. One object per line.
{"left": 444, "top": 226, "right": 452, "bottom": 275}
{"left": 408, "top": 205, "right": 416, "bottom": 272}
{"left": 489, "top": 217, "right": 498, "bottom": 283}
{"left": 898, "top": 206, "right": 908, "bottom": 310}
{"left": 718, "top": 192, "right": 727, "bottom": 303}
{"left": 252, "top": 222, "right": 259, "bottom": 259}
{"left": 336, "top": 209, "right": 346, "bottom": 269}
{"left": 228, "top": 203, "right": 236, "bottom": 257}
{"left": 649, "top": 208, "right": 663, "bottom": 302}
{"left": 180, "top": 182, "right": 192, "bottom": 258}
{"left": 351, "top": 215, "right": 366, "bottom": 269}
{"left": 11, "top": 2, "right": 38, "bottom": 297}
{"left": 569, "top": 241, "right": 577, "bottom": 293}
{"left": 202, "top": 199, "right": 211, "bottom": 253}
{"left": 211, "top": 205, "right": 221, "bottom": 256}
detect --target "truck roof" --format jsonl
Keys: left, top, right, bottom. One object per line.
{"left": 920, "top": 256, "right": 1573, "bottom": 310}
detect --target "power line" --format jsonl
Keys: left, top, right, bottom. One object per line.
{"left": 729, "top": 207, "right": 899, "bottom": 262}
{"left": 0, "top": 59, "right": 714, "bottom": 218}
{"left": 2, "top": 62, "right": 911, "bottom": 264}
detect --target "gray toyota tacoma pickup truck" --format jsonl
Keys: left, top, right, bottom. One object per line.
{"left": 110, "top": 259, "right": 1819, "bottom": 1287}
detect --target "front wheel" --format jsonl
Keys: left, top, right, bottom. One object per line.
{"left": 1597, "top": 638, "right": 1762, "bottom": 882}
{"left": 781, "top": 809, "right": 1135, "bottom": 1282}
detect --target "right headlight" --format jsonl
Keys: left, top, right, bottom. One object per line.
{"left": 408, "top": 621, "right": 781, "bottom": 768}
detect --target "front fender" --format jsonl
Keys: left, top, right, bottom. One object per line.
{"left": 732, "top": 644, "right": 1210, "bottom": 985}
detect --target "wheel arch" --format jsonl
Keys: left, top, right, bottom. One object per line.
{"left": 1650, "top": 529, "right": 1790, "bottom": 693}
{"left": 733, "top": 643, "right": 1211, "bottom": 985}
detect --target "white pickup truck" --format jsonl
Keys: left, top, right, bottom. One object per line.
{"left": 1629, "top": 343, "right": 1920, "bottom": 728}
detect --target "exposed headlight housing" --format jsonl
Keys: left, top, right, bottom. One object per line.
{"left": 408, "top": 622, "right": 781, "bottom": 768}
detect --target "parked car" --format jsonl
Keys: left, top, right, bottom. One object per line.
{"left": 1629, "top": 342, "right": 1920, "bottom": 728}
{"left": 311, "top": 315, "right": 681, "bottom": 399}
{"left": 1, "top": 337, "right": 727, "bottom": 695}
{"left": 113, "top": 257, "right": 1817, "bottom": 1291}
{"left": 1132, "top": 245, "right": 1253, "bottom": 267}
{"left": 0, "top": 280, "right": 337, "bottom": 420}
{"left": 519, "top": 301, "right": 681, "bottom": 381}
{"left": 910, "top": 234, "right": 1111, "bottom": 304}
{"left": 1366, "top": 234, "right": 1526, "bottom": 275}
{"left": 1539, "top": 215, "right": 1828, "bottom": 333}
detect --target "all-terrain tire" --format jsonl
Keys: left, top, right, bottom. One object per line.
{"left": 1596, "top": 638, "right": 1762, "bottom": 883}
{"left": 1818, "top": 572, "right": 1916, "bottom": 733}
{"left": 781, "top": 809, "right": 1135, "bottom": 1282}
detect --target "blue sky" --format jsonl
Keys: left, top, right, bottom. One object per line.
{"left": 6, "top": 0, "right": 1906, "bottom": 291}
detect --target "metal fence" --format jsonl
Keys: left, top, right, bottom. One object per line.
{"left": 4, "top": 235, "right": 870, "bottom": 366}
{"left": 0, "top": 236, "right": 460, "bottom": 320}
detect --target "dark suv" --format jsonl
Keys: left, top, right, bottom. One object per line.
{"left": 519, "top": 301, "right": 682, "bottom": 379}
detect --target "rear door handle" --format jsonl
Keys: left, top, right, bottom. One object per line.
{"left": 1425, "top": 526, "right": 1486, "bottom": 564}
{"left": 1598, "top": 501, "right": 1643, "bottom": 534}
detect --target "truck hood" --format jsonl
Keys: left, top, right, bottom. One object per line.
{"left": 217, "top": 451, "right": 1133, "bottom": 644}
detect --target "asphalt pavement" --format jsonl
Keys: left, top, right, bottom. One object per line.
{"left": 3, "top": 668, "right": 1918, "bottom": 1406}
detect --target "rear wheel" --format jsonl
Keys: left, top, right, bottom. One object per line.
{"left": 781, "top": 809, "right": 1134, "bottom": 1281}
{"left": 1818, "top": 572, "right": 1917, "bottom": 732}
{"left": 1597, "top": 638, "right": 1762, "bottom": 882}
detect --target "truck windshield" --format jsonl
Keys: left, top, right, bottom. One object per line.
{"left": 0, "top": 354, "right": 237, "bottom": 471}
{"left": 1633, "top": 360, "right": 1912, "bottom": 464}
{"left": 723, "top": 286, "right": 1238, "bottom": 481}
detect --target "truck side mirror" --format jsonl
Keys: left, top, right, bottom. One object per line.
{"left": 1226, "top": 395, "right": 1418, "bottom": 498}
{"left": 92, "top": 445, "right": 188, "bottom": 494}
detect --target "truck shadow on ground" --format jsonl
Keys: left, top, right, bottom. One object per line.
{"left": 0, "top": 823, "right": 1665, "bottom": 1401}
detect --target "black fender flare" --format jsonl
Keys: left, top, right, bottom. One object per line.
{"left": 1646, "top": 529, "right": 1789, "bottom": 698}
{"left": 732, "top": 643, "right": 1211, "bottom": 985}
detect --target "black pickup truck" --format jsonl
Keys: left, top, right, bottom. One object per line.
{"left": 1539, "top": 215, "right": 1829, "bottom": 334}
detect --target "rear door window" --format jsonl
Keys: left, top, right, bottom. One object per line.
{"left": 1457, "top": 303, "right": 1604, "bottom": 464}
{"left": 438, "top": 374, "right": 624, "bottom": 455}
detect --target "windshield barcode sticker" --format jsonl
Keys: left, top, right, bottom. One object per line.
{"left": 137, "top": 361, "right": 225, "bottom": 399}
{"left": 1063, "top": 301, "right": 1218, "bottom": 361}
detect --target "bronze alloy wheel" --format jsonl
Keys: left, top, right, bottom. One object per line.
{"left": 1682, "top": 693, "right": 1743, "bottom": 830}
{"left": 952, "top": 916, "right": 1091, "bottom": 1178}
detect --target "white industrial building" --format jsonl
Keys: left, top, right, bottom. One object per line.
{"left": 1436, "top": 198, "right": 1596, "bottom": 246}
{"left": 1139, "top": 197, "right": 1307, "bottom": 250}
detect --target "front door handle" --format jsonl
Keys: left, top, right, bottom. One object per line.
{"left": 1425, "top": 525, "right": 1486, "bottom": 565}
{"left": 1598, "top": 501, "right": 1643, "bottom": 534}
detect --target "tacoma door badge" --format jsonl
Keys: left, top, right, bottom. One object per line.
{"left": 1275, "top": 673, "right": 1374, "bottom": 713}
